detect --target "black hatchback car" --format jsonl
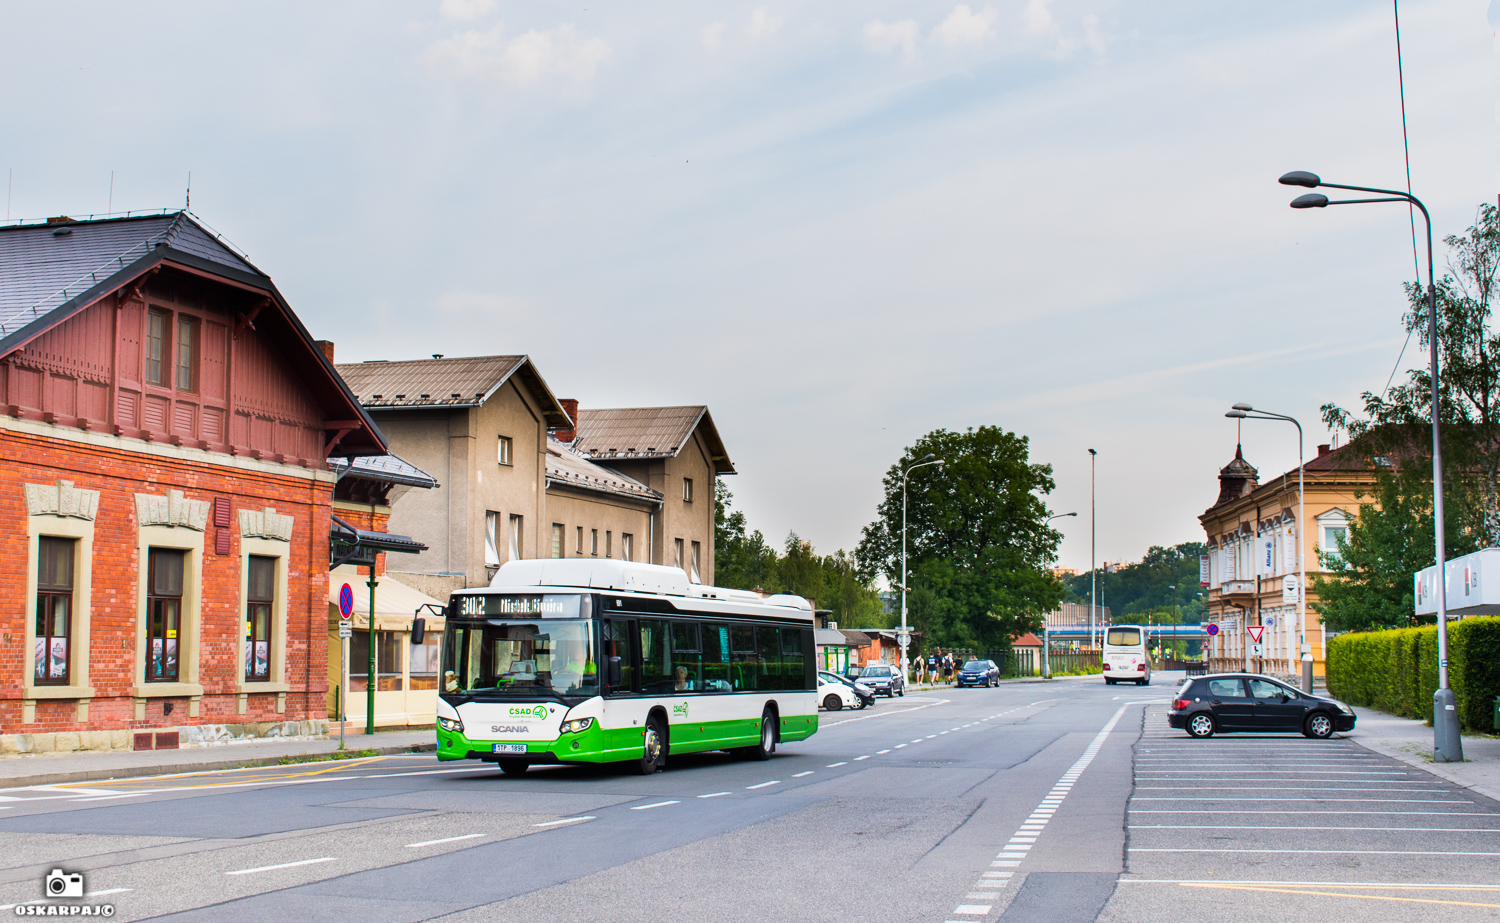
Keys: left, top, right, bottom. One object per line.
{"left": 1169, "top": 673, "right": 1356, "bottom": 739}
{"left": 956, "top": 660, "right": 1000, "bottom": 687}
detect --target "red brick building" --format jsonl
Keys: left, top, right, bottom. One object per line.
{"left": 0, "top": 212, "right": 386, "bottom": 752}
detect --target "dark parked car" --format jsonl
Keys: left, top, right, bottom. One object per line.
{"left": 856, "top": 664, "right": 905, "bottom": 697}
{"left": 819, "top": 671, "right": 876, "bottom": 708}
{"left": 1168, "top": 673, "right": 1356, "bottom": 739}
{"left": 956, "top": 659, "right": 1000, "bottom": 687}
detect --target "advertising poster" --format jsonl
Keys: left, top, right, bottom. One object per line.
{"left": 151, "top": 638, "right": 163, "bottom": 677}
{"left": 254, "top": 642, "right": 269, "bottom": 677}
{"left": 49, "top": 638, "right": 67, "bottom": 678}
{"left": 34, "top": 638, "right": 46, "bottom": 680}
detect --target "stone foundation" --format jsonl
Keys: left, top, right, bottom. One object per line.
{"left": 0, "top": 720, "right": 327, "bottom": 756}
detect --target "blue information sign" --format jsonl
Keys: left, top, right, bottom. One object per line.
{"left": 338, "top": 583, "right": 354, "bottom": 619}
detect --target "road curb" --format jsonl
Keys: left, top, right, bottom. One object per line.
{"left": 0, "top": 742, "right": 437, "bottom": 789}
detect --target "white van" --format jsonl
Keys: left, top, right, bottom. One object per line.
{"left": 1102, "top": 625, "right": 1151, "bottom": 685}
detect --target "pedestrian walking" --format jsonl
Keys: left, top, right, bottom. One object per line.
{"left": 914, "top": 653, "right": 925, "bottom": 685}
{"left": 944, "top": 653, "right": 954, "bottom": 684}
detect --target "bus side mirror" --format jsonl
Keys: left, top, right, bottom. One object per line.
{"left": 411, "top": 617, "right": 425, "bottom": 645}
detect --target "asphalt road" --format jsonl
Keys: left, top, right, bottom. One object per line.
{"left": 0, "top": 674, "right": 1492, "bottom": 922}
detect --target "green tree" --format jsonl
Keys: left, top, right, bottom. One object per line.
{"left": 1064, "top": 542, "right": 1208, "bottom": 624}
{"left": 1318, "top": 202, "right": 1499, "bottom": 627}
{"left": 714, "top": 480, "right": 778, "bottom": 591}
{"left": 855, "top": 426, "right": 1065, "bottom": 650}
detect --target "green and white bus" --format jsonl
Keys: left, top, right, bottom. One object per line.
{"left": 435, "top": 559, "right": 819, "bottom": 775}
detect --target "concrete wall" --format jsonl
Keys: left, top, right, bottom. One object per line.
{"left": 608, "top": 427, "right": 718, "bottom": 584}
{"left": 542, "top": 487, "right": 656, "bottom": 561}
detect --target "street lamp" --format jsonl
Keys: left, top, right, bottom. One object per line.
{"left": 1044, "top": 512, "right": 1078, "bottom": 678}
{"left": 1089, "top": 448, "right": 1098, "bottom": 650}
{"left": 1280, "top": 169, "right": 1461, "bottom": 763}
{"left": 901, "top": 453, "right": 944, "bottom": 681}
{"left": 1226, "top": 404, "right": 1311, "bottom": 693}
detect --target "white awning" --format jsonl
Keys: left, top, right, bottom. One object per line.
{"left": 327, "top": 566, "right": 445, "bottom": 632}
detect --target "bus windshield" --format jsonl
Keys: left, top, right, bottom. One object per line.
{"left": 1105, "top": 627, "right": 1142, "bottom": 646}
{"left": 443, "top": 618, "right": 598, "bottom": 698}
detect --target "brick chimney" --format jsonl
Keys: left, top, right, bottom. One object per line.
{"left": 554, "top": 398, "right": 579, "bottom": 443}
{"left": 1317, "top": 444, "right": 1331, "bottom": 457}
{"left": 315, "top": 340, "right": 335, "bottom": 363}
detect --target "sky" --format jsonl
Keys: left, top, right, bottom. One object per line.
{"left": 3, "top": 1, "right": 1497, "bottom": 574}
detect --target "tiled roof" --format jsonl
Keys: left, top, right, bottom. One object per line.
{"left": 336, "top": 355, "right": 570, "bottom": 426}
{"left": 545, "top": 438, "right": 662, "bottom": 503}
{"left": 328, "top": 453, "right": 439, "bottom": 489}
{"left": 0, "top": 212, "right": 260, "bottom": 343}
{"left": 573, "top": 406, "right": 735, "bottom": 474}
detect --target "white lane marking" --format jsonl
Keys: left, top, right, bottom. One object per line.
{"left": 407, "top": 833, "right": 486, "bottom": 846}
{"left": 826, "top": 762, "right": 848, "bottom": 767}
{"left": 1132, "top": 797, "right": 1469, "bottom": 803}
{"left": 531, "top": 816, "right": 596, "bottom": 827}
{"left": 1119, "top": 879, "right": 1500, "bottom": 889}
{"left": 925, "top": 735, "right": 937, "bottom": 739}
{"left": 630, "top": 800, "right": 680, "bottom": 810}
{"left": 911, "top": 739, "right": 925, "bottom": 743}
{"left": 877, "top": 749, "right": 892, "bottom": 754}
{"left": 952, "top": 905, "right": 992, "bottom": 915}
{"left": 821, "top": 698, "right": 951, "bottom": 726}
{"left": 854, "top": 755, "right": 871, "bottom": 761}
{"left": 894, "top": 744, "right": 908, "bottom": 749}
{"left": 1131, "top": 810, "right": 1489, "bottom": 815}
{"left": 747, "top": 781, "right": 780, "bottom": 790}
{"left": 1130, "top": 825, "right": 1500, "bottom": 832}
{"left": 698, "top": 792, "right": 731, "bottom": 798}
{"left": 1133, "top": 848, "right": 1500, "bottom": 856}
{"left": 793, "top": 771, "right": 815, "bottom": 778}
{"left": 227, "top": 857, "right": 336, "bottom": 875}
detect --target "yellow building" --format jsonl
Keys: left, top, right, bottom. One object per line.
{"left": 1199, "top": 442, "right": 1372, "bottom": 678}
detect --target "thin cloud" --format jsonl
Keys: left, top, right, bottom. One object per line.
{"left": 863, "top": 19, "right": 919, "bottom": 60}
{"left": 746, "top": 7, "right": 784, "bottom": 39}
{"left": 702, "top": 22, "right": 727, "bottom": 49}
{"left": 439, "top": 0, "right": 494, "bottom": 23}
{"left": 931, "top": 5, "right": 996, "bottom": 46}
{"left": 1022, "top": 0, "right": 1054, "bottom": 34}
{"left": 421, "top": 22, "right": 610, "bottom": 87}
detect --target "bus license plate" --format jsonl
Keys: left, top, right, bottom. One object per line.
{"left": 492, "top": 743, "right": 526, "bottom": 754}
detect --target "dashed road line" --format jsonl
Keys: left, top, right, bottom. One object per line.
{"left": 531, "top": 817, "right": 595, "bottom": 827}
{"left": 697, "top": 792, "right": 731, "bottom": 798}
{"left": 407, "top": 833, "right": 487, "bottom": 846}
{"left": 793, "top": 771, "right": 814, "bottom": 778}
{"left": 226, "top": 857, "right": 336, "bottom": 875}
{"left": 630, "top": 800, "right": 680, "bottom": 810}
{"left": 746, "top": 781, "right": 780, "bottom": 790}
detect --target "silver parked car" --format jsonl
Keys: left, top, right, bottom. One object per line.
{"left": 856, "top": 664, "right": 905, "bottom": 697}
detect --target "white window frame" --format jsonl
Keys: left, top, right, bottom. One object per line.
{"left": 622, "top": 533, "right": 633, "bottom": 562}
{"left": 484, "top": 511, "right": 500, "bottom": 567}
{"left": 509, "top": 514, "right": 522, "bottom": 561}
{"left": 1316, "top": 509, "right": 1351, "bottom": 565}
{"left": 690, "top": 540, "right": 701, "bottom": 582}
{"left": 498, "top": 436, "right": 513, "bottom": 467}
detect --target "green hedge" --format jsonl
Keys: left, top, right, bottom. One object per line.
{"left": 1326, "top": 616, "right": 1500, "bottom": 732}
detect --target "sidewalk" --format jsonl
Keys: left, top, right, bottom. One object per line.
{"left": 0, "top": 727, "right": 436, "bottom": 790}
{"left": 1348, "top": 706, "right": 1500, "bottom": 804}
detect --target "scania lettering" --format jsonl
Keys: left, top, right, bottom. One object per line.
{"left": 436, "top": 559, "right": 818, "bottom": 775}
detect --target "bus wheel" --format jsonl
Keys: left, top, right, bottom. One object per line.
{"left": 498, "top": 760, "right": 529, "bottom": 776}
{"left": 635, "top": 717, "right": 665, "bottom": 774}
{"left": 747, "top": 712, "right": 776, "bottom": 761}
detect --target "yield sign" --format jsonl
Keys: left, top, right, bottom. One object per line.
{"left": 1246, "top": 625, "right": 1265, "bottom": 644}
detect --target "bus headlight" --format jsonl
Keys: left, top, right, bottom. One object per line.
{"left": 438, "top": 716, "right": 463, "bottom": 734}
{"left": 561, "top": 717, "right": 594, "bottom": 734}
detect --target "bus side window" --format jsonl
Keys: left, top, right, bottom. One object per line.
{"left": 781, "top": 628, "right": 807, "bottom": 691}
{"left": 639, "top": 620, "right": 671, "bottom": 693}
{"left": 702, "top": 624, "right": 730, "bottom": 691}
{"left": 671, "top": 622, "right": 701, "bottom": 691}
{"left": 756, "top": 627, "right": 784, "bottom": 690}
{"left": 730, "top": 625, "right": 756, "bottom": 692}
{"left": 603, "top": 619, "right": 637, "bottom": 694}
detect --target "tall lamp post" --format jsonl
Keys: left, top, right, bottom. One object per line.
{"left": 1044, "top": 512, "right": 1078, "bottom": 678}
{"left": 901, "top": 453, "right": 944, "bottom": 682}
{"left": 1089, "top": 448, "right": 1098, "bottom": 650}
{"left": 1225, "top": 404, "right": 1311, "bottom": 693}
{"left": 1280, "top": 170, "right": 1461, "bottom": 762}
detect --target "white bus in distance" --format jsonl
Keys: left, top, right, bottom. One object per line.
{"left": 435, "top": 559, "right": 819, "bottom": 775}
{"left": 1102, "top": 624, "right": 1151, "bottom": 685}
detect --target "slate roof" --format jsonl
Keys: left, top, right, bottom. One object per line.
{"left": 336, "top": 355, "right": 570, "bottom": 427}
{"left": 0, "top": 210, "right": 387, "bottom": 456}
{"left": 546, "top": 438, "right": 661, "bottom": 503}
{"left": 328, "top": 453, "right": 440, "bottom": 489}
{"left": 0, "top": 212, "right": 259, "bottom": 340}
{"left": 573, "top": 406, "right": 735, "bottom": 474}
